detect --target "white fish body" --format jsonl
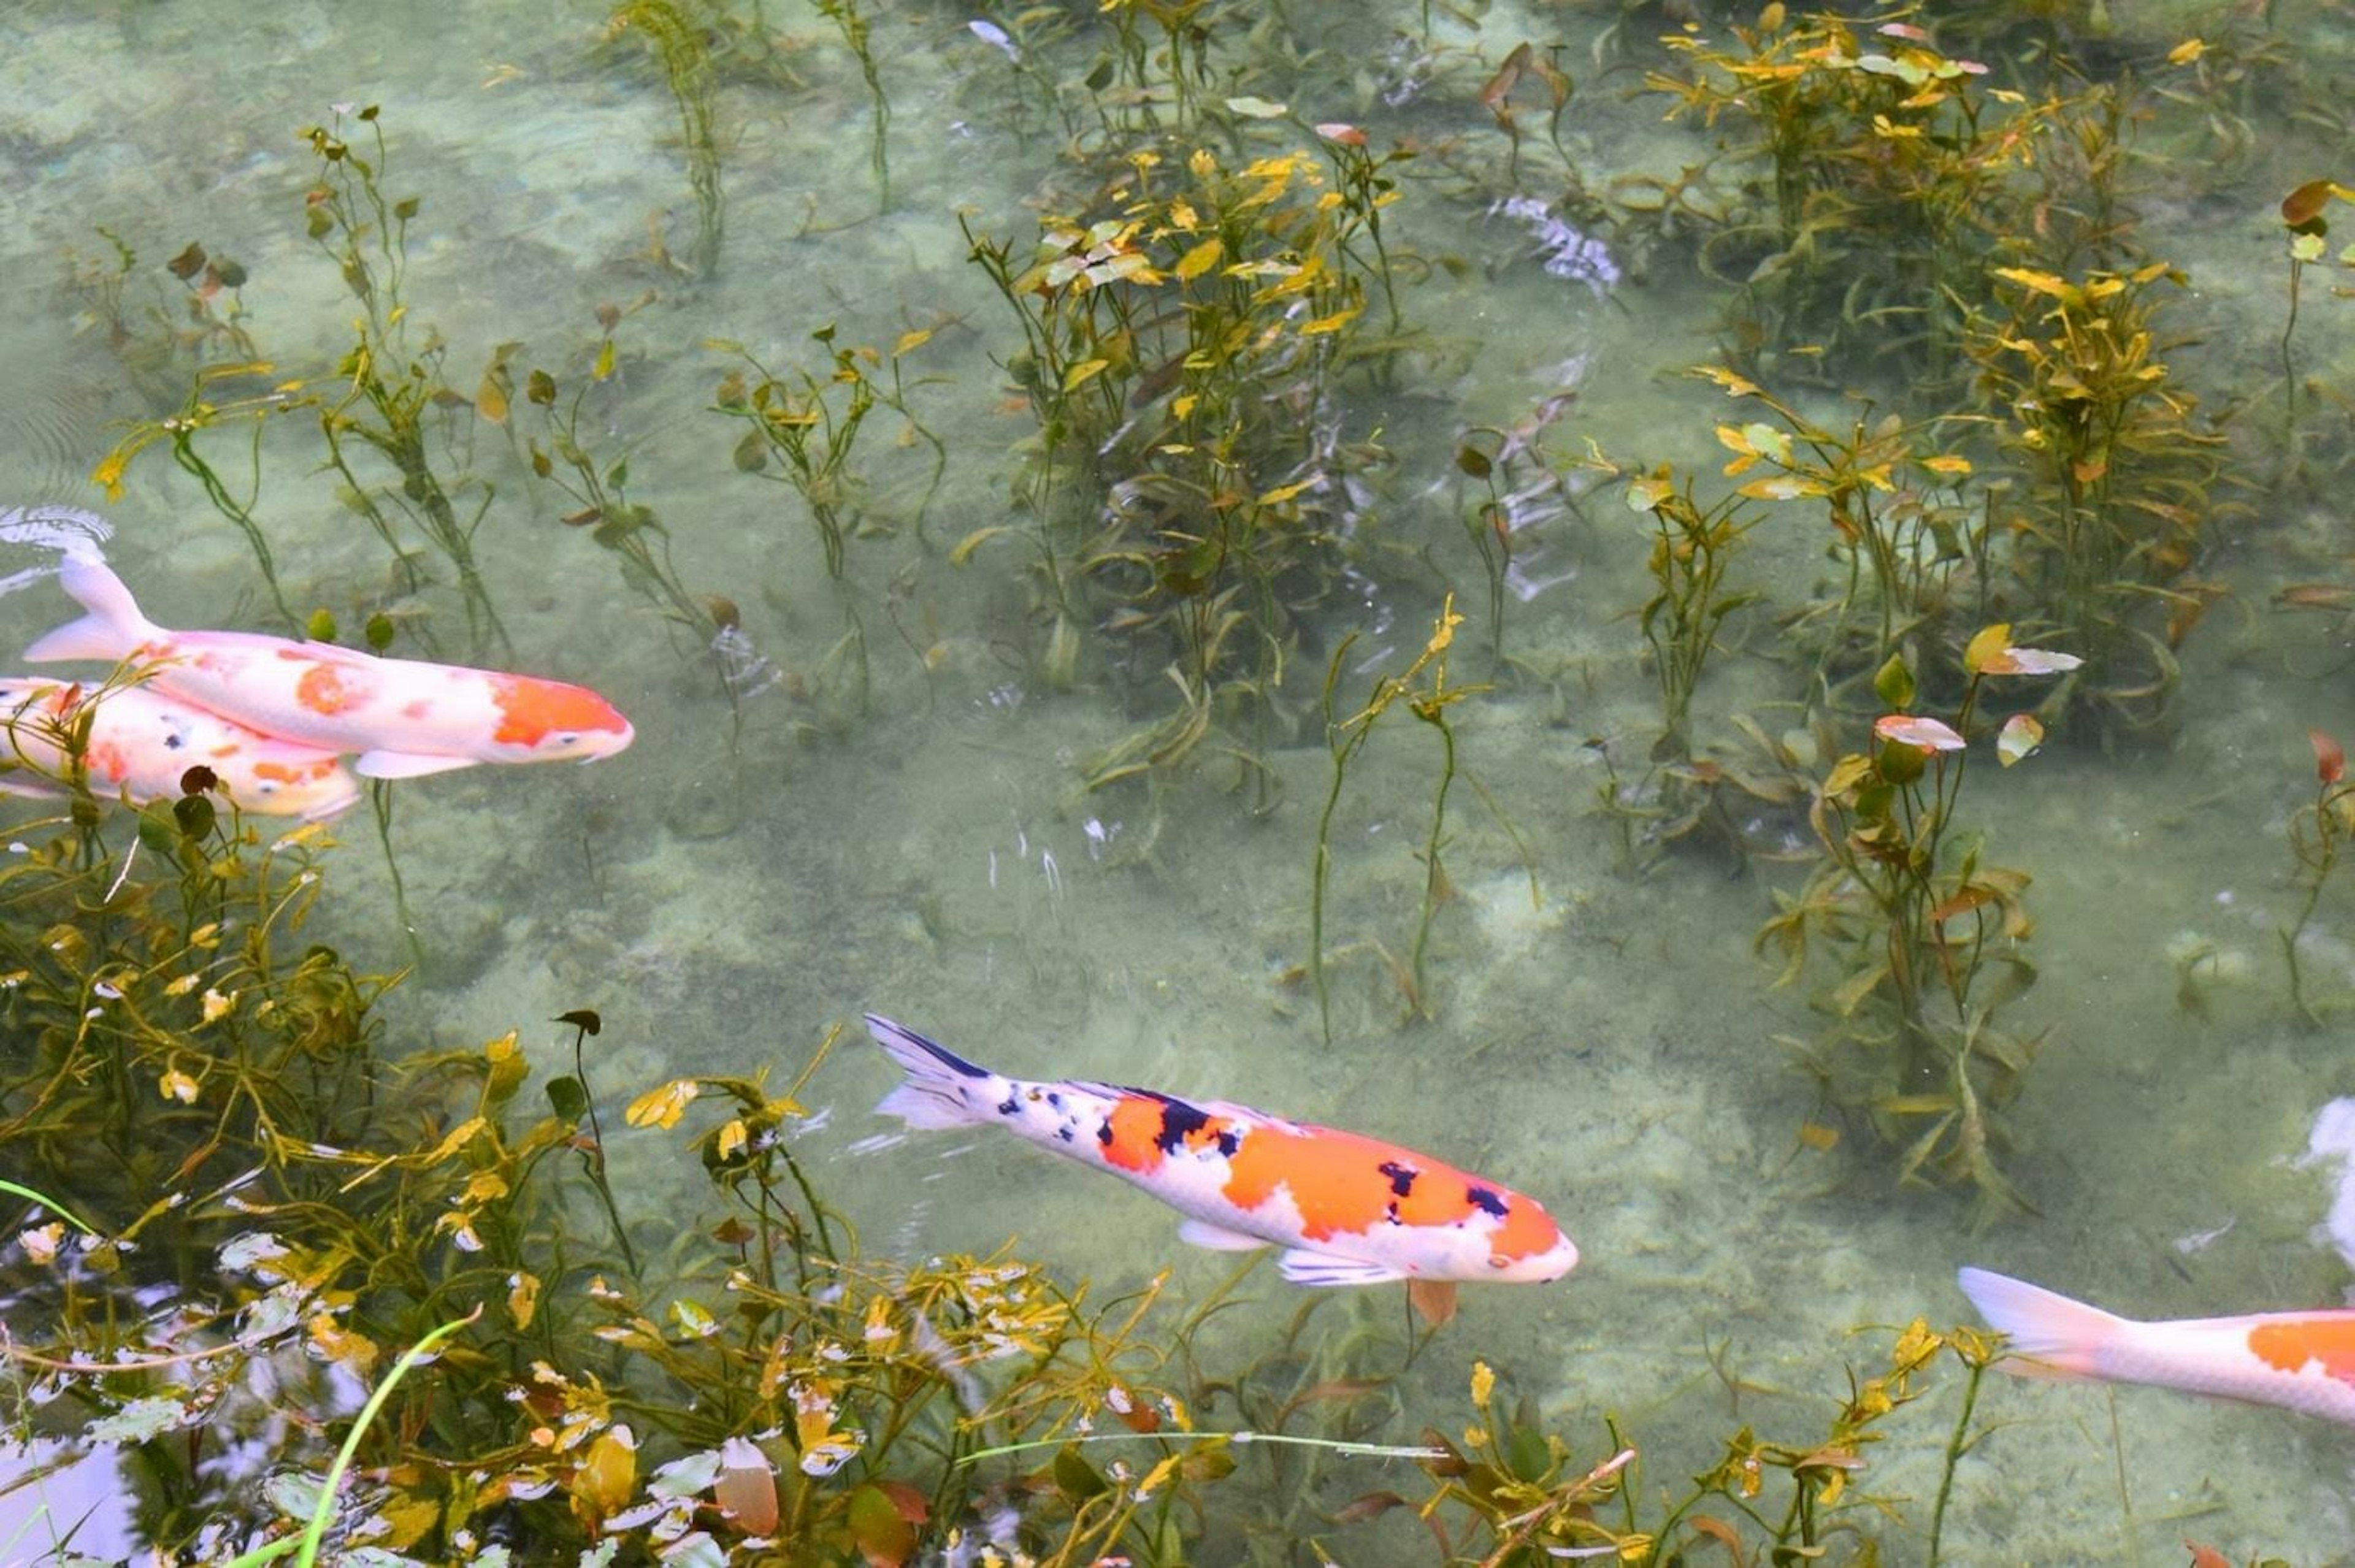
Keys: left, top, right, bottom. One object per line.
{"left": 0, "top": 676, "right": 357, "bottom": 820}
{"left": 1959, "top": 1266, "right": 2355, "bottom": 1423}
{"left": 25, "top": 556, "right": 633, "bottom": 778}
{"left": 867, "top": 1014, "right": 1577, "bottom": 1288}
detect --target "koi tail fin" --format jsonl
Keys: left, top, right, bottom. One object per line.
{"left": 867, "top": 1013, "right": 995, "bottom": 1131}
{"left": 1957, "top": 1266, "right": 2129, "bottom": 1380}
{"left": 23, "top": 556, "right": 163, "bottom": 665}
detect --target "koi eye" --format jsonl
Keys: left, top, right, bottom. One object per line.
{"left": 1490, "top": 1257, "right": 1511, "bottom": 1270}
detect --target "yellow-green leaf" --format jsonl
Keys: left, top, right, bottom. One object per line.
{"left": 1962, "top": 624, "right": 2012, "bottom": 675}
{"left": 949, "top": 526, "right": 1010, "bottom": 566}
{"left": 1174, "top": 237, "right": 1223, "bottom": 281}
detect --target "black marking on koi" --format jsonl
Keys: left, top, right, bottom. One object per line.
{"left": 1154, "top": 1098, "right": 1215, "bottom": 1155}
{"left": 1466, "top": 1185, "right": 1509, "bottom": 1218}
{"left": 1377, "top": 1160, "right": 1419, "bottom": 1197}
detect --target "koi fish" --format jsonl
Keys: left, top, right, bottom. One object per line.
{"left": 0, "top": 677, "right": 358, "bottom": 820}
{"left": 865, "top": 1014, "right": 1579, "bottom": 1288}
{"left": 25, "top": 555, "right": 633, "bottom": 779}
{"left": 1958, "top": 1266, "right": 2355, "bottom": 1423}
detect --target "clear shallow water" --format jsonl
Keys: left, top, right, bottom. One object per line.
{"left": 2, "top": 0, "right": 2355, "bottom": 1562}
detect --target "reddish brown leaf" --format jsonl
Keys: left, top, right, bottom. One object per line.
{"left": 1688, "top": 1515, "right": 1750, "bottom": 1565}
{"left": 2313, "top": 728, "right": 2346, "bottom": 786}
{"left": 2184, "top": 1543, "right": 2231, "bottom": 1568}
{"left": 1408, "top": 1279, "right": 1459, "bottom": 1328}
{"left": 1333, "top": 1491, "right": 1406, "bottom": 1526}
{"left": 2283, "top": 179, "right": 2336, "bottom": 227}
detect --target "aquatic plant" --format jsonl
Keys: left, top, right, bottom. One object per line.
{"left": 1756, "top": 628, "right": 2077, "bottom": 1220}
{"left": 1418, "top": 1318, "right": 1999, "bottom": 1562}
{"left": 711, "top": 325, "right": 943, "bottom": 581}
{"left": 523, "top": 319, "right": 715, "bottom": 638}
{"left": 301, "top": 106, "right": 508, "bottom": 656}
{"left": 1476, "top": 40, "right": 1574, "bottom": 193}
{"left": 1965, "top": 259, "right": 2236, "bottom": 730}
{"left": 962, "top": 131, "right": 1403, "bottom": 787}
{"left": 2278, "top": 177, "right": 2355, "bottom": 462}
{"left": 2281, "top": 728, "right": 2355, "bottom": 1027}
{"left": 94, "top": 360, "right": 312, "bottom": 632}
{"left": 1692, "top": 364, "right": 1986, "bottom": 697}
{"left": 1306, "top": 598, "right": 1535, "bottom": 1043}
{"left": 1648, "top": 6, "right": 2086, "bottom": 380}
{"left": 1623, "top": 462, "right": 1760, "bottom": 767}
{"left": 814, "top": 0, "right": 890, "bottom": 213}
{"left": 608, "top": 0, "right": 727, "bottom": 277}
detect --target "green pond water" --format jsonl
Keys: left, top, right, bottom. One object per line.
{"left": 4, "top": 0, "right": 2355, "bottom": 1562}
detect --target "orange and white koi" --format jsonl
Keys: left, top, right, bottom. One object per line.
{"left": 25, "top": 556, "right": 633, "bottom": 779}
{"left": 1959, "top": 1266, "right": 2355, "bottom": 1423}
{"left": 0, "top": 677, "right": 358, "bottom": 820}
{"left": 866, "top": 1015, "right": 1579, "bottom": 1288}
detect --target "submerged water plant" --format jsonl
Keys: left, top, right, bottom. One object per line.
{"left": 1758, "top": 627, "right": 2077, "bottom": 1220}
{"left": 963, "top": 128, "right": 1404, "bottom": 788}
{"left": 608, "top": 0, "right": 727, "bottom": 277}
{"left": 302, "top": 106, "right": 508, "bottom": 656}
{"left": 1966, "top": 259, "right": 2234, "bottom": 729}
{"left": 1419, "top": 1318, "right": 2000, "bottom": 1564}
{"left": 711, "top": 326, "right": 943, "bottom": 581}
{"left": 2281, "top": 727, "right": 2355, "bottom": 1027}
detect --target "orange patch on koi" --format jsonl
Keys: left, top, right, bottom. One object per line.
{"left": 1098, "top": 1096, "right": 1170, "bottom": 1174}
{"left": 488, "top": 675, "right": 630, "bottom": 748}
{"left": 2247, "top": 1318, "right": 2355, "bottom": 1386}
{"left": 296, "top": 665, "right": 359, "bottom": 715}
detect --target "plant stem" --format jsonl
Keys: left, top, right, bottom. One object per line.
{"left": 1925, "top": 1355, "right": 1985, "bottom": 1566}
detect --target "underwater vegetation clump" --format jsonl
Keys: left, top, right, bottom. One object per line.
{"left": 1757, "top": 629, "right": 2081, "bottom": 1223}
{"left": 1964, "top": 259, "right": 2237, "bottom": 733}
{"left": 1645, "top": 6, "right": 2148, "bottom": 388}
{"left": 965, "top": 127, "right": 1409, "bottom": 789}
{"left": 0, "top": 779, "right": 1248, "bottom": 1562}
{"left": 1417, "top": 1318, "right": 2004, "bottom": 1566}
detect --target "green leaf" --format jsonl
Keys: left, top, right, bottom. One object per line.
{"left": 1052, "top": 1445, "right": 1111, "bottom": 1502}
{"left": 546, "top": 1076, "right": 589, "bottom": 1123}
{"left": 1872, "top": 652, "right": 1915, "bottom": 711}
{"left": 847, "top": 1482, "right": 917, "bottom": 1567}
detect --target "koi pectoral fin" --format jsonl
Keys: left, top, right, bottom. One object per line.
{"left": 356, "top": 750, "right": 480, "bottom": 779}
{"left": 1278, "top": 1250, "right": 1407, "bottom": 1288}
{"left": 1176, "top": 1218, "right": 1269, "bottom": 1252}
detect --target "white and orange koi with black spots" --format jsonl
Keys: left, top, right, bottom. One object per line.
{"left": 25, "top": 556, "right": 632, "bottom": 780}
{"left": 0, "top": 676, "right": 358, "bottom": 820}
{"left": 1959, "top": 1267, "right": 2355, "bottom": 1423}
{"left": 866, "top": 1014, "right": 1579, "bottom": 1288}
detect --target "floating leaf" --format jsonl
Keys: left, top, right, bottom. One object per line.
{"left": 86, "top": 1395, "right": 188, "bottom": 1444}
{"left": 1225, "top": 95, "right": 1288, "bottom": 118}
{"left": 1874, "top": 714, "right": 1965, "bottom": 752}
{"left": 1978, "top": 644, "right": 2083, "bottom": 676}
{"left": 1997, "top": 714, "right": 2044, "bottom": 768}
